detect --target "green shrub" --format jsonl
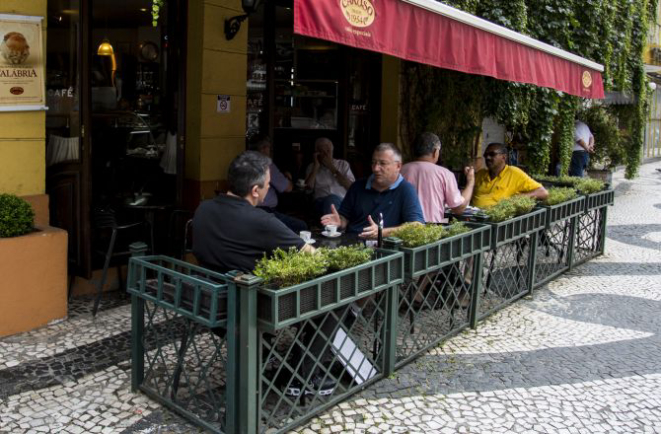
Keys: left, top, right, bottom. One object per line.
{"left": 572, "top": 178, "right": 605, "bottom": 194}
{"left": 532, "top": 175, "right": 605, "bottom": 194}
{"left": 484, "top": 196, "right": 536, "bottom": 222}
{"left": 254, "top": 247, "right": 328, "bottom": 288}
{"left": 392, "top": 221, "right": 470, "bottom": 248}
{"left": 321, "top": 245, "right": 373, "bottom": 272}
{"left": 0, "top": 194, "right": 35, "bottom": 238}
{"left": 542, "top": 187, "right": 578, "bottom": 206}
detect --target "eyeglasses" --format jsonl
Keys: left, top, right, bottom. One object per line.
{"left": 483, "top": 151, "right": 506, "bottom": 158}
{"left": 372, "top": 160, "right": 395, "bottom": 167}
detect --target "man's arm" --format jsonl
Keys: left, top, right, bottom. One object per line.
{"left": 521, "top": 186, "right": 548, "bottom": 201}
{"left": 577, "top": 139, "right": 591, "bottom": 152}
{"left": 358, "top": 217, "right": 421, "bottom": 239}
{"left": 300, "top": 243, "right": 316, "bottom": 254}
{"left": 450, "top": 167, "right": 475, "bottom": 215}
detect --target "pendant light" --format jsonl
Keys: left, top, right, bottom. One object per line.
{"left": 96, "top": 6, "right": 116, "bottom": 85}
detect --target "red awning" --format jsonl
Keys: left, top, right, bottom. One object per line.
{"left": 294, "top": 0, "right": 604, "bottom": 99}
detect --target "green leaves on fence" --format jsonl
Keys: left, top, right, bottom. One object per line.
{"left": 484, "top": 196, "right": 537, "bottom": 222}
{"left": 542, "top": 187, "right": 579, "bottom": 206}
{"left": 392, "top": 222, "right": 470, "bottom": 248}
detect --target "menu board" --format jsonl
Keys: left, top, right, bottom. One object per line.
{"left": 0, "top": 14, "right": 45, "bottom": 111}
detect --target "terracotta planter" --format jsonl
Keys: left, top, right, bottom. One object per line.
{"left": 0, "top": 225, "right": 68, "bottom": 337}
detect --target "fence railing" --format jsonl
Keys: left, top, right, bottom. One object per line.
{"left": 129, "top": 192, "right": 612, "bottom": 434}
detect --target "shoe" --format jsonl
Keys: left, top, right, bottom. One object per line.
{"left": 284, "top": 378, "right": 305, "bottom": 397}
{"left": 306, "top": 373, "right": 336, "bottom": 396}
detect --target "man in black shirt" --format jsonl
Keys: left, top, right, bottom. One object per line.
{"left": 192, "top": 151, "right": 312, "bottom": 273}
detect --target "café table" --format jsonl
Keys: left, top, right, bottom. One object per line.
{"left": 310, "top": 230, "right": 370, "bottom": 249}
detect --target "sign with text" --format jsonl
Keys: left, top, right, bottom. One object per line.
{"left": 0, "top": 14, "right": 45, "bottom": 111}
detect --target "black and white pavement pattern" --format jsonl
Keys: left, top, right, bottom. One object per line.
{"left": 2, "top": 161, "right": 661, "bottom": 434}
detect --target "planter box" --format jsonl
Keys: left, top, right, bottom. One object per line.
{"left": 536, "top": 196, "right": 586, "bottom": 229}
{"left": 127, "top": 256, "right": 230, "bottom": 329}
{"left": 385, "top": 223, "right": 491, "bottom": 278}
{"left": 256, "top": 248, "right": 404, "bottom": 331}
{"left": 0, "top": 226, "right": 68, "bottom": 337}
{"left": 584, "top": 189, "right": 614, "bottom": 211}
{"left": 483, "top": 208, "right": 547, "bottom": 249}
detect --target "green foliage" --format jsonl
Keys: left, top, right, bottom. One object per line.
{"left": 542, "top": 187, "right": 579, "bottom": 206}
{"left": 392, "top": 222, "right": 470, "bottom": 248}
{"left": 484, "top": 196, "right": 537, "bottom": 222}
{"left": 0, "top": 194, "right": 35, "bottom": 238}
{"left": 532, "top": 175, "right": 605, "bottom": 194}
{"left": 320, "top": 245, "right": 373, "bottom": 272}
{"left": 555, "top": 96, "right": 578, "bottom": 176}
{"left": 151, "top": 0, "right": 164, "bottom": 27}
{"left": 254, "top": 248, "right": 328, "bottom": 288}
{"left": 253, "top": 245, "right": 375, "bottom": 288}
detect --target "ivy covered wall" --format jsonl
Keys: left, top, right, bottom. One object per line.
{"left": 401, "top": 0, "right": 657, "bottom": 178}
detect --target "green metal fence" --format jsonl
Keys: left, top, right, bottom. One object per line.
{"left": 383, "top": 224, "right": 491, "bottom": 367}
{"left": 475, "top": 209, "right": 546, "bottom": 321}
{"left": 533, "top": 196, "right": 585, "bottom": 288}
{"left": 128, "top": 192, "right": 613, "bottom": 434}
{"left": 128, "top": 256, "right": 234, "bottom": 433}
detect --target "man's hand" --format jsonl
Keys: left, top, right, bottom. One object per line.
{"left": 312, "top": 152, "right": 321, "bottom": 170}
{"left": 464, "top": 166, "right": 475, "bottom": 184}
{"left": 321, "top": 204, "right": 342, "bottom": 227}
{"left": 359, "top": 215, "right": 379, "bottom": 239}
{"left": 319, "top": 153, "right": 335, "bottom": 171}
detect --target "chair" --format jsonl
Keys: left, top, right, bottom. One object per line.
{"left": 92, "top": 208, "right": 148, "bottom": 316}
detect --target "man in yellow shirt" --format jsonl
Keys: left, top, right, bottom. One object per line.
{"left": 472, "top": 143, "right": 548, "bottom": 208}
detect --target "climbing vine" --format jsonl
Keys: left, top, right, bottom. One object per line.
{"left": 401, "top": 0, "right": 657, "bottom": 178}
{"left": 152, "top": 0, "right": 165, "bottom": 27}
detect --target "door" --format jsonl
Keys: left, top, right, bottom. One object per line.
{"left": 46, "top": 0, "right": 92, "bottom": 278}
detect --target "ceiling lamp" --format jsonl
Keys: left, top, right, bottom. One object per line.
{"left": 97, "top": 38, "right": 114, "bottom": 56}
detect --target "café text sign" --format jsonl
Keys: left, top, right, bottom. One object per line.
{"left": 341, "top": 0, "right": 375, "bottom": 28}
{"left": 0, "top": 14, "right": 45, "bottom": 112}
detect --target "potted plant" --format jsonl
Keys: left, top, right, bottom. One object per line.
{"left": 536, "top": 187, "right": 585, "bottom": 228}
{"left": 252, "top": 245, "right": 404, "bottom": 331}
{"left": 477, "top": 196, "right": 547, "bottom": 249}
{"left": 0, "top": 194, "right": 68, "bottom": 337}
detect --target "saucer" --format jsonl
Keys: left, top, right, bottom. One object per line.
{"left": 305, "top": 239, "right": 316, "bottom": 245}
{"left": 321, "top": 231, "right": 342, "bottom": 238}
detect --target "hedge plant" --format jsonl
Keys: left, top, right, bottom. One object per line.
{"left": 0, "top": 194, "right": 35, "bottom": 238}
{"left": 253, "top": 244, "right": 374, "bottom": 288}
{"left": 484, "top": 196, "right": 537, "bottom": 223}
{"left": 542, "top": 187, "right": 579, "bottom": 206}
{"left": 392, "top": 221, "right": 470, "bottom": 248}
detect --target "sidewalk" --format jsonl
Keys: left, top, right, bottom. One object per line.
{"left": 2, "top": 162, "right": 661, "bottom": 434}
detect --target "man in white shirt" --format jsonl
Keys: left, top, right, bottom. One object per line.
{"left": 305, "top": 137, "right": 355, "bottom": 217}
{"left": 569, "top": 120, "right": 594, "bottom": 177}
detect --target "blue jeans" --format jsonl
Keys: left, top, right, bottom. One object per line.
{"left": 314, "top": 194, "right": 343, "bottom": 218}
{"left": 569, "top": 151, "right": 589, "bottom": 177}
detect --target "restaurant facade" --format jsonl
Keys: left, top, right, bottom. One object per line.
{"left": 0, "top": 0, "right": 604, "bottom": 335}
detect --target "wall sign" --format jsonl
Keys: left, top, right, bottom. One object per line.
{"left": 217, "top": 95, "right": 231, "bottom": 113}
{"left": 0, "top": 14, "right": 45, "bottom": 112}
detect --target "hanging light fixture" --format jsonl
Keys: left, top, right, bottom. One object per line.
{"left": 97, "top": 38, "right": 114, "bottom": 56}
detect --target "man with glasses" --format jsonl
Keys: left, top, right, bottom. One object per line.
{"left": 321, "top": 143, "right": 424, "bottom": 238}
{"left": 193, "top": 151, "right": 313, "bottom": 273}
{"left": 402, "top": 132, "right": 475, "bottom": 223}
{"left": 472, "top": 142, "right": 548, "bottom": 209}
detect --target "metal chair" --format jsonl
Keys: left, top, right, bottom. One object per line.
{"left": 92, "top": 208, "right": 148, "bottom": 316}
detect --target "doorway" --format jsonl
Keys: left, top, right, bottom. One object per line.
{"left": 46, "top": 0, "right": 187, "bottom": 279}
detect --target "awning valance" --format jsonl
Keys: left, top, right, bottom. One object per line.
{"left": 294, "top": 0, "right": 605, "bottom": 99}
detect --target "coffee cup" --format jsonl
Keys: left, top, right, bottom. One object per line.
{"left": 325, "top": 225, "right": 338, "bottom": 236}
{"left": 296, "top": 179, "right": 306, "bottom": 188}
{"left": 299, "top": 231, "right": 312, "bottom": 242}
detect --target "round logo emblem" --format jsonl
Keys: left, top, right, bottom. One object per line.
{"left": 9, "top": 87, "right": 24, "bottom": 95}
{"left": 341, "top": 0, "right": 376, "bottom": 28}
{"left": 582, "top": 71, "right": 593, "bottom": 88}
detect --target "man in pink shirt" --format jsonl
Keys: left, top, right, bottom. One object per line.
{"left": 401, "top": 132, "right": 474, "bottom": 223}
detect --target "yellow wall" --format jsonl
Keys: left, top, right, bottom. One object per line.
{"left": 380, "top": 55, "right": 400, "bottom": 147}
{"left": 186, "top": 0, "right": 248, "bottom": 201}
{"left": 0, "top": 1, "right": 47, "bottom": 196}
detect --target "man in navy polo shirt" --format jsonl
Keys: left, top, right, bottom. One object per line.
{"left": 321, "top": 143, "right": 424, "bottom": 237}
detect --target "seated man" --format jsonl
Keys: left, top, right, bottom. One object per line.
{"left": 192, "top": 151, "right": 312, "bottom": 273}
{"left": 249, "top": 134, "right": 308, "bottom": 233}
{"left": 402, "top": 132, "right": 474, "bottom": 223}
{"left": 305, "top": 137, "right": 355, "bottom": 217}
{"left": 472, "top": 142, "right": 548, "bottom": 209}
{"left": 322, "top": 143, "right": 424, "bottom": 238}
